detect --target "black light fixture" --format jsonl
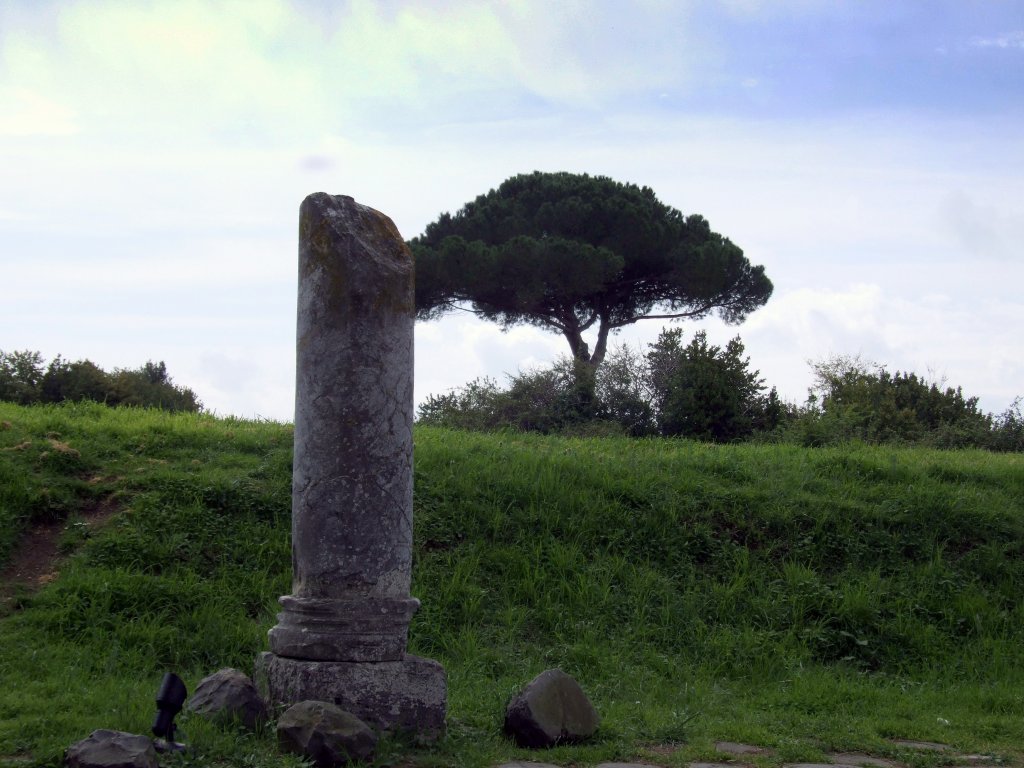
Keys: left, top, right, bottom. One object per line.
{"left": 152, "top": 672, "right": 188, "bottom": 752}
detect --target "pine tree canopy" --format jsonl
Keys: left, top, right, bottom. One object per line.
{"left": 411, "top": 171, "right": 773, "bottom": 368}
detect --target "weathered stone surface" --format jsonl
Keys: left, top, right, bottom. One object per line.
{"left": 186, "top": 668, "right": 269, "bottom": 731}
{"left": 504, "top": 668, "right": 600, "bottom": 748}
{"left": 65, "top": 730, "right": 157, "bottom": 768}
{"left": 268, "top": 192, "right": 418, "bottom": 663}
{"left": 594, "top": 763, "right": 662, "bottom": 767}
{"left": 888, "top": 740, "right": 948, "bottom": 752}
{"left": 714, "top": 741, "right": 771, "bottom": 755}
{"left": 494, "top": 763, "right": 562, "bottom": 768}
{"left": 829, "top": 753, "right": 899, "bottom": 768}
{"left": 276, "top": 700, "right": 376, "bottom": 767}
{"left": 270, "top": 595, "right": 421, "bottom": 663}
{"left": 256, "top": 651, "right": 446, "bottom": 739}
{"left": 259, "top": 193, "right": 446, "bottom": 742}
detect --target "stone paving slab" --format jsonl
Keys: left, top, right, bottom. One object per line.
{"left": 492, "top": 742, "right": 1013, "bottom": 768}
{"left": 829, "top": 753, "right": 899, "bottom": 768}
{"left": 715, "top": 741, "right": 773, "bottom": 755}
{"left": 888, "top": 740, "right": 949, "bottom": 752}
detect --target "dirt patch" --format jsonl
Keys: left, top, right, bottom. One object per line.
{"left": 0, "top": 493, "right": 121, "bottom": 601}
{"left": 46, "top": 438, "right": 80, "bottom": 458}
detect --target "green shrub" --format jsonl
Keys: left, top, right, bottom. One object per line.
{"left": 645, "top": 329, "right": 777, "bottom": 441}
{"left": 990, "top": 397, "right": 1024, "bottom": 452}
{"left": 595, "top": 342, "right": 655, "bottom": 436}
{"left": 0, "top": 349, "right": 45, "bottom": 404}
{"left": 781, "top": 355, "right": 1013, "bottom": 450}
{"left": 418, "top": 359, "right": 602, "bottom": 434}
{"left": 0, "top": 351, "right": 201, "bottom": 412}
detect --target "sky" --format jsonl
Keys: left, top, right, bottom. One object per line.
{"left": 2, "top": 0, "right": 1022, "bottom": 421}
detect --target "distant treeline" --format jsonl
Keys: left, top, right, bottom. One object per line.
{"left": 418, "top": 330, "right": 1024, "bottom": 452}
{"left": 0, "top": 349, "right": 201, "bottom": 413}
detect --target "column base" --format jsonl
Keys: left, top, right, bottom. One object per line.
{"left": 254, "top": 652, "right": 446, "bottom": 741}
{"left": 268, "top": 595, "right": 420, "bottom": 661}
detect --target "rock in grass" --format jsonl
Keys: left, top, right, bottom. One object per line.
{"left": 186, "top": 668, "right": 269, "bottom": 731}
{"left": 504, "top": 668, "right": 600, "bottom": 748}
{"left": 276, "top": 701, "right": 377, "bottom": 766}
{"left": 65, "top": 730, "right": 157, "bottom": 768}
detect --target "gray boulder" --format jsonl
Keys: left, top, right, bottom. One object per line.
{"left": 186, "top": 668, "right": 269, "bottom": 731}
{"left": 276, "top": 700, "right": 377, "bottom": 766}
{"left": 65, "top": 730, "right": 157, "bottom": 768}
{"left": 504, "top": 668, "right": 600, "bottom": 748}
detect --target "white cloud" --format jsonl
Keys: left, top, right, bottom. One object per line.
{"left": 714, "top": 0, "right": 833, "bottom": 20}
{"left": 969, "top": 31, "right": 1024, "bottom": 50}
{"left": 0, "top": 0, "right": 715, "bottom": 150}
{"left": 0, "top": 87, "right": 78, "bottom": 137}
{"left": 5, "top": 245, "right": 290, "bottom": 291}
{"left": 192, "top": 348, "right": 293, "bottom": 418}
{"left": 415, "top": 315, "right": 564, "bottom": 406}
{"left": 729, "top": 284, "right": 1024, "bottom": 412}
{"left": 1, "top": 0, "right": 326, "bottom": 145}
{"left": 938, "top": 190, "right": 1024, "bottom": 260}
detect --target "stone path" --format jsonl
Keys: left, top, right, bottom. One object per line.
{"left": 492, "top": 738, "right": 1012, "bottom": 768}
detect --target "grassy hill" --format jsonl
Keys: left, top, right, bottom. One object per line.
{"left": 1, "top": 401, "right": 1022, "bottom": 767}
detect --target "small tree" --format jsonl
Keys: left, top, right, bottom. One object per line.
{"left": 108, "top": 362, "right": 201, "bottom": 412}
{"left": 0, "top": 349, "right": 45, "bottom": 404}
{"left": 596, "top": 344, "right": 655, "bottom": 436}
{"left": 645, "top": 329, "right": 766, "bottom": 442}
{"left": 40, "top": 357, "right": 110, "bottom": 404}
{"left": 751, "top": 386, "right": 790, "bottom": 435}
{"left": 142, "top": 360, "right": 170, "bottom": 385}
{"left": 991, "top": 397, "right": 1024, "bottom": 452}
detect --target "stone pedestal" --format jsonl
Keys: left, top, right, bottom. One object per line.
{"left": 255, "top": 653, "right": 446, "bottom": 740}
{"left": 259, "top": 193, "right": 445, "bottom": 737}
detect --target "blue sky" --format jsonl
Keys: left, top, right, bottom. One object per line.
{"left": 2, "top": 0, "right": 1022, "bottom": 420}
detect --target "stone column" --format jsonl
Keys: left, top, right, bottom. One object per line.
{"left": 256, "top": 193, "right": 446, "bottom": 739}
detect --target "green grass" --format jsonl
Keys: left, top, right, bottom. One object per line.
{"left": 1, "top": 402, "right": 1022, "bottom": 767}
